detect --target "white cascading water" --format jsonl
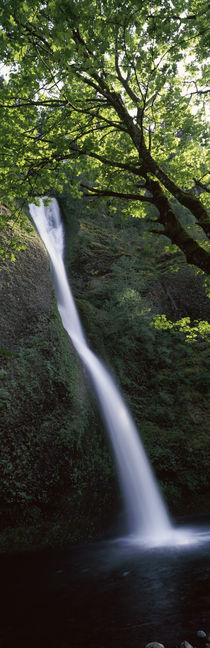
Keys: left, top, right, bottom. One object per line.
{"left": 29, "top": 197, "right": 172, "bottom": 542}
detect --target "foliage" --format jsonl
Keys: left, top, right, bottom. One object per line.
{"left": 0, "top": 0, "right": 209, "bottom": 271}
{"left": 0, "top": 204, "right": 28, "bottom": 260}
{"left": 68, "top": 202, "right": 210, "bottom": 514}
{"left": 152, "top": 314, "right": 210, "bottom": 342}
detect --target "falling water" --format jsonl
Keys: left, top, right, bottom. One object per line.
{"left": 29, "top": 197, "right": 172, "bottom": 542}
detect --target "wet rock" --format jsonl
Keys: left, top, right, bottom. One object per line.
{"left": 145, "top": 643, "right": 165, "bottom": 648}
{"left": 180, "top": 642, "right": 193, "bottom": 648}
{"left": 197, "top": 631, "right": 207, "bottom": 639}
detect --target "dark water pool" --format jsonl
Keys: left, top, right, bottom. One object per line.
{"left": 1, "top": 525, "right": 210, "bottom": 648}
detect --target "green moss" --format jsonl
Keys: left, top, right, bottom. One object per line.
{"left": 0, "top": 223, "right": 115, "bottom": 553}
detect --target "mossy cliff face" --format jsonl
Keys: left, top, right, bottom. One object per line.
{"left": 60, "top": 195, "right": 210, "bottom": 519}
{"left": 1, "top": 199, "right": 209, "bottom": 553}
{"left": 0, "top": 222, "right": 114, "bottom": 552}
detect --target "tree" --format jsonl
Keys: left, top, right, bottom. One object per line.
{"left": 0, "top": 0, "right": 209, "bottom": 272}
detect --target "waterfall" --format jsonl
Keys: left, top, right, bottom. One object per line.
{"left": 29, "top": 197, "right": 172, "bottom": 542}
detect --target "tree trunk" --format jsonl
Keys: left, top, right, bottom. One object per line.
{"left": 141, "top": 146, "right": 210, "bottom": 239}
{"left": 146, "top": 178, "right": 210, "bottom": 275}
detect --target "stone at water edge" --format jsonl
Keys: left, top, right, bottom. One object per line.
{"left": 145, "top": 643, "right": 165, "bottom": 648}
{"left": 180, "top": 641, "right": 194, "bottom": 648}
{"left": 197, "top": 631, "right": 207, "bottom": 640}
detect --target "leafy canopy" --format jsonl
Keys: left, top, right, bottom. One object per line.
{"left": 0, "top": 0, "right": 209, "bottom": 271}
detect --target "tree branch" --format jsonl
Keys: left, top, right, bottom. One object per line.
{"left": 80, "top": 183, "right": 153, "bottom": 202}
{"left": 0, "top": 100, "right": 68, "bottom": 108}
{"left": 115, "top": 36, "right": 140, "bottom": 104}
{"left": 143, "top": 176, "right": 210, "bottom": 274}
{"left": 140, "top": 147, "right": 210, "bottom": 239}
{"left": 69, "top": 146, "right": 142, "bottom": 175}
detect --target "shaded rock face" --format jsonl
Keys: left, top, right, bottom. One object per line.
{"left": 0, "top": 223, "right": 114, "bottom": 552}
{"left": 0, "top": 227, "right": 52, "bottom": 350}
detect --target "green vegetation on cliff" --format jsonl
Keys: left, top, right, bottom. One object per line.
{"left": 61, "top": 192, "right": 210, "bottom": 515}
{"left": 0, "top": 221, "right": 114, "bottom": 552}
{"left": 0, "top": 193, "right": 209, "bottom": 553}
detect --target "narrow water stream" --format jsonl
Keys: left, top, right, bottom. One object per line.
{"left": 29, "top": 197, "right": 171, "bottom": 542}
